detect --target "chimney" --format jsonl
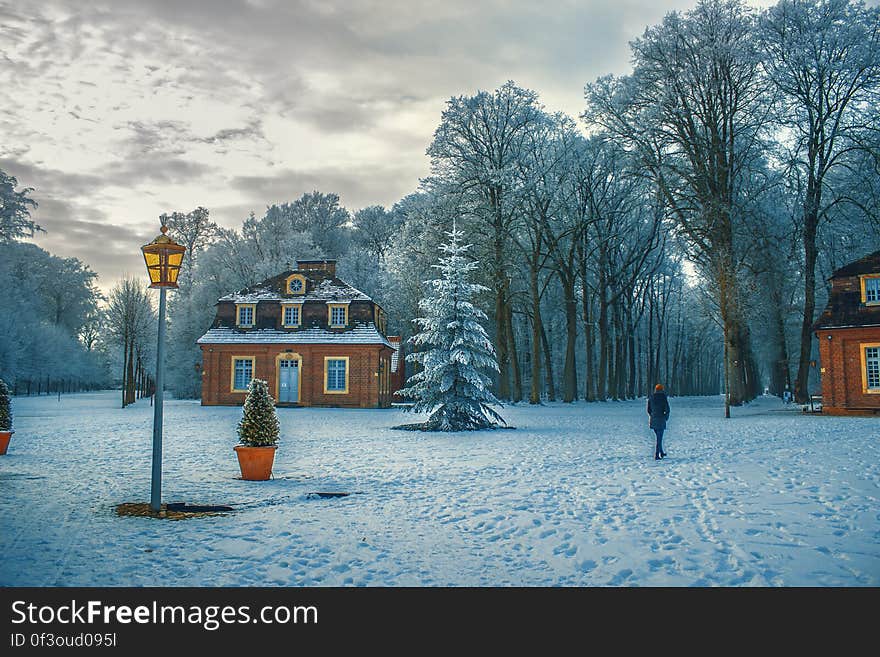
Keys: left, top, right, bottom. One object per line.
{"left": 296, "top": 259, "right": 336, "bottom": 277}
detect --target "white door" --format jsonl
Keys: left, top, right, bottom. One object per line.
{"left": 278, "top": 359, "right": 299, "bottom": 403}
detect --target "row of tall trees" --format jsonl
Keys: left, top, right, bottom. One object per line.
{"left": 4, "top": 0, "right": 877, "bottom": 416}
{"left": 0, "top": 232, "right": 110, "bottom": 392}
{"left": 585, "top": 0, "right": 880, "bottom": 408}
{"left": 1, "top": 171, "right": 156, "bottom": 404}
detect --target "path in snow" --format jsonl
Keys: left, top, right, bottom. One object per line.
{"left": 0, "top": 392, "right": 877, "bottom": 586}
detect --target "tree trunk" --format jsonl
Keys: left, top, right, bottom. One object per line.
{"left": 529, "top": 266, "right": 542, "bottom": 404}
{"left": 647, "top": 278, "right": 655, "bottom": 393}
{"left": 769, "top": 301, "right": 790, "bottom": 397}
{"left": 507, "top": 302, "right": 523, "bottom": 403}
{"left": 121, "top": 327, "right": 129, "bottom": 408}
{"left": 125, "top": 336, "right": 135, "bottom": 407}
{"left": 627, "top": 304, "right": 637, "bottom": 400}
{"left": 540, "top": 321, "right": 556, "bottom": 402}
{"left": 562, "top": 276, "right": 578, "bottom": 403}
{"left": 795, "top": 199, "right": 819, "bottom": 404}
{"left": 495, "top": 284, "right": 510, "bottom": 401}
{"left": 597, "top": 270, "right": 609, "bottom": 401}
{"left": 582, "top": 281, "right": 596, "bottom": 401}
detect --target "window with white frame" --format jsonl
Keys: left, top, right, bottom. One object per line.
{"left": 865, "top": 277, "right": 880, "bottom": 304}
{"left": 866, "top": 346, "right": 880, "bottom": 390}
{"left": 325, "top": 358, "right": 347, "bottom": 392}
{"left": 330, "top": 305, "right": 347, "bottom": 327}
{"left": 233, "top": 358, "right": 254, "bottom": 391}
{"left": 283, "top": 305, "right": 300, "bottom": 327}
{"left": 237, "top": 305, "right": 254, "bottom": 326}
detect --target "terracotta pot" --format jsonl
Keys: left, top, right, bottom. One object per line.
{"left": 0, "top": 430, "right": 13, "bottom": 456}
{"left": 233, "top": 444, "right": 277, "bottom": 481}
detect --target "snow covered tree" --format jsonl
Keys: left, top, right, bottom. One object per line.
{"left": 0, "top": 378, "right": 11, "bottom": 431}
{"left": 0, "top": 170, "right": 41, "bottom": 243}
{"left": 427, "top": 81, "right": 545, "bottom": 403}
{"left": 759, "top": 0, "right": 880, "bottom": 403}
{"left": 106, "top": 277, "right": 155, "bottom": 407}
{"left": 585, "top": 0, "right": 768, "bottom": 416}
{"left": 400, "top": 224, "right": 505, "bottom": 431}
{"left": 237, "top": 378, "right": 280, "bottom": 446}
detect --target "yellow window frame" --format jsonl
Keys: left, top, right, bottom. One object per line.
{"left": 328, "top": 303, "right": 348, "bottom": 328}
{"left": 860, "top": 342, "right": 880, "bottom": 394}
{"left": 230, "top": 355, "right": 256, "bottom": 392}
{"left": 324, "top": 356, "right": 350, "bottom": 394}
{"left": 285, "top": 273, "right": 307, "bottom": 296}
{"left": 860, "top": 275, "right": 880, "bottom": 305}
{"left": 236, "top": 303, "right": 256, "bottom": 327}
{"left": 281, "top": 303, "right": 302, "bottom": 328}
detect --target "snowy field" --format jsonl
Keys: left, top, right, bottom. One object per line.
{"left": 1, "top": 391, "right": 878, "bottom": 587}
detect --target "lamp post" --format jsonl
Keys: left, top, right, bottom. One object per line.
{"left": 141, "top": 223, "right": 186, "bottom": 512}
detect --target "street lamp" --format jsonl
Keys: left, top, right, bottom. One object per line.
{"left": 141, "top": 223, "right": 185, "bottom": 512}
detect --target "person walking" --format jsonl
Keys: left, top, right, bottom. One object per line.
{"left": 647, "top": 383, "right": 670, "bottom": 460}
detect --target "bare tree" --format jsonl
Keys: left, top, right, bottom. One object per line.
{"left": 107, "top": 277, "right": 155, "bottom": 407}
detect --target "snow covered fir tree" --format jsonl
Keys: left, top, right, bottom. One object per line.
{"left": 237, "top": 379, "right": 280, "bottom": 446}
{"left": 398, "top": 224, "right": 505, "bottom": 431}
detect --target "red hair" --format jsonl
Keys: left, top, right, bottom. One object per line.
{"left": 654, "top": 384, "right": 664, "bottom": 391}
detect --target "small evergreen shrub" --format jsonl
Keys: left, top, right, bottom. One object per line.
{"left": 0, "top": 379, "right": 11, "bottom": 431}
{"left": 237, "top": 379, "right": 279, "bottom": 446}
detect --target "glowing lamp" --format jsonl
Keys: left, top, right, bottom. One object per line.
{"left": 141, "top": 225, "right": 186, "bottom": 289}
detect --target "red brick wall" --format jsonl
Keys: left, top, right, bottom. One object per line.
{"left": 200, "top": 343, "right": 392, "bottom": 408}
{"left": 816, "top": 326, "right": 880, "bottom": 415}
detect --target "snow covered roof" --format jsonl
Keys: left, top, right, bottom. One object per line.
{"left": 218, "top": 269, "right": 371, "bottom": 304}
{"left": 197, "top": 322, "right": 394, "bottom": 348}
{"left": 815, "top": 250, "right": 880, "bottom": 330}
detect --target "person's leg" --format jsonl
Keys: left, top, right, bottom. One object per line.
{"left": 657, "top": 428, "right": 665, "bottom": 457}
{"left": 654, "top": 429, "right": 662, "bottom": 459}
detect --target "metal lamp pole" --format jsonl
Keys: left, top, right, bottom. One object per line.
{"left": 142, "top": 223, "right": 185, "bottom": 514}
{"left": 150, "top": 286, "right": 167, "bottom": 512}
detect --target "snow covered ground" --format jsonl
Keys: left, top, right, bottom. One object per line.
{"left": 1, "top": 391, "right": 877, "bottom": 586}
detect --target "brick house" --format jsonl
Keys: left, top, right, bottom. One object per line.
{"left": 814, "top": 249, "right": 880, "bottom": 415}
{"left": 197, "top": 259, "right": 398, "bottom": 408}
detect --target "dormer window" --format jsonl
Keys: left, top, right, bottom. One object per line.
{"left": 328, "top": 303, "right": 348, "bottom": 328}
{"left": 862, "top": 276, "right": 880, "bottom": 305}
{"left": 236, "top": 304, "right": 255, "bottom": 328}
{"left": 286, "top": 273, "right": 307, "bottom": 296}
{"left": 282, "top": 303, "right": 301, "bottom": 328}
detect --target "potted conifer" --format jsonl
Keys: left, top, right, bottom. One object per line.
{"left": 233, "top": 378, "right": 280, "bottom": 480}
{"left": 0, "top": 379, "right": 13, "bottom": 455}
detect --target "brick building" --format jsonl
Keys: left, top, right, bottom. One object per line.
{"left": 197, "top": 259, "right": 400, "bottom": 408}
{"left": 814, "top": 249, "right": 880, "bottom": 415}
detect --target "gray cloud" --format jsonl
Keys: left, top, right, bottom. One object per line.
{"left": 115, "top": 120, "right": 192, "bottom": 155}
{"left": 226, "top": 162, "right": 424, "bottom": 215}
{"left": 0, "top": 158, "right": 103, "bottom": 198}
{"left": 16, "top": 197, "right": 152, "bottom": 289}
{"left": 3, "top": 0, "right": 723, "bottom": 292}
{"left": 99, "top": 154, "right": 215, "bottom": 187}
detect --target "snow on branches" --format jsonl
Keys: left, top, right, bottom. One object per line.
{"left": 398, "top": 224, "right": 505, "bottom": 431}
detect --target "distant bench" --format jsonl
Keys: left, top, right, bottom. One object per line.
{"left": 802, "top": 395, "right": 823, "bottom": 414}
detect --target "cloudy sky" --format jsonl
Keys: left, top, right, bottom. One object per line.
{"left": 3, "top": 0, "right": 769, "bottom": 291}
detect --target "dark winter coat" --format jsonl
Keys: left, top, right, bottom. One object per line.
{"left": 647, "top": 392, "right": 670, "bottom": 431}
